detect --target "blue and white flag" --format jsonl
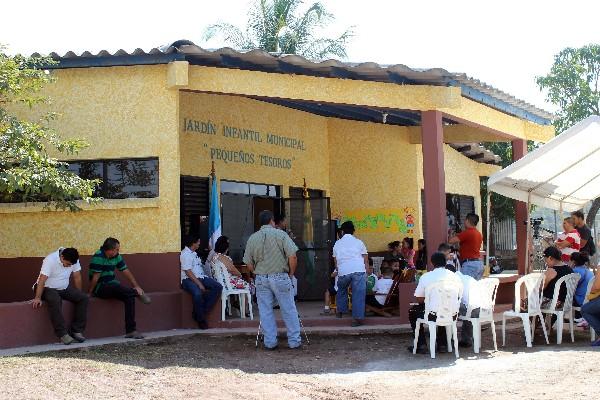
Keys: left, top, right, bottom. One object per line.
{"left": 208, "top": 175, "right": 221, "bottom": 250}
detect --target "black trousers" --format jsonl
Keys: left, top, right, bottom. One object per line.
{"left": 42, "top": 286, "right": 89, "bottom": 338}
{"left": 366, "top": 295, "right": 383, "bottom": 309}
{"left": 408, "top": 303, "right": 448, "bottom": 348}
{"left": 95, "top": 284, "right": 137, "bottom": 334}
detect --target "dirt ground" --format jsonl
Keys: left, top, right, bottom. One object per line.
{"left": 0, "top": 327, "right": 597, "bottom": 400}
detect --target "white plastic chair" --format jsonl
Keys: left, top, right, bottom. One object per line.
{"left": 211, "top": 259, "right": 254, "bottom": 321}
{"left": 541, "top": 273, "right": 580, "bottom": 344}
{"left": 502, "top": 273, "right": 549, "bottom": 348}
{"left": 413, "top": 279, "right": 463, "bottom": 359}
{"left": 458, "top": 278, "right": 500, "bottom": 353}
{"left": 574, "top": 277, "right": 597, "bottom": 342}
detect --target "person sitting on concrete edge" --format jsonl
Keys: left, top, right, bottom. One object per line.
{"left": 408, "top": 251, "right": 462, "bottom": 354}
{"left": 32, "top": 247, "right": 89, "bottom": 345}
{"left": 243, "top": 210, "right": 301, "bottom": 350}
{"left": 181, "top": 235, "right": 223, "bottom": 329}
{"left": 88, "top": 237, "right": 151, "bottom": 339}
{"left": 365, "top": 263, "right": 394, "bottom": 309}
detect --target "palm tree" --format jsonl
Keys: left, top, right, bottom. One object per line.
{"left": 203, "top": 0, "right": 353, "bottom": 60}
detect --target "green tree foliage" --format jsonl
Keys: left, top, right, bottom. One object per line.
{"left": 0, "top": 49, "right": 100, "bottom": 211}
{"left": 203, "top": 0, "right": 353, "bottom": 60}
{"left": 537, "top": 44, "right": 600, "bottom": 225}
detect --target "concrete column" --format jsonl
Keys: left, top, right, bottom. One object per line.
{"left": 512, "top": 139, "right": 528, "bottom": 275}
{"left": 421, "top": 111, "right": 446, "bottom": 269}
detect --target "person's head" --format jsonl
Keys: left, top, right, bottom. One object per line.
{"left": 259, "top": 210, "right": 275, "bottom": 227}
{"left": 431, "top": 252, "right": 447, "bottom": 268}
{"left": 417, "top": 239, "right": 426, "bottom": 251}
{"left": 563, "top": 217, "right": 575, "bottom": 232}
{"left": 380, "top": 265, "right": 393, "bottom": 278}
{"left": 101, "top": 237, "right": 120, "bottom": 259}
{"left": 570, "top": 251, "right": 589, "bottom": 267}
{"left": 367, "top": 264, "right": 374, "bottom": 275}
{"left": 437, "top": 243, "right": 453, "bottom": 261}
{"left": 402, "top": 237, "right": 414, "bottom": 250}
{"left": 571, "top": 211, "right": 585, "bottom": 227}
{"left": 388, "top": 240, "right": 401, "bottom": 252}
{"left": 274, "top": 213, "right": 287, "bottom": 230}
{"left": 183, "top": 235, "right": 201, "bottom": 251}
{"left": 340, "top": 221, "right": 355, "bottom": 235}
{"left": 59, "top": 248, "right": 79, "bottom": 267}
{"left": 214, "top": 236, "right": 230, "bottom": 254}
{"left": 543, "top": 246, "right": 562, "bottom": 267}
{"left": 465, "top": 213, "right": 479, "bottom": 228}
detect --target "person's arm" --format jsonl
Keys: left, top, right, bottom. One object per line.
{"left": 448, "top": 235, "right": 461, "bottom": 245}
{"left": 363, "top": 254, "right": 369, "bottom": 272}
{"left": 591, "top": 270, "right": 600, "bottom": 292}
{"left": 555, "top": 240, "right": 570, "bottom": 249}
{"left": 543, "top": 268, "right": 557, "bottom": 289}
{"left": 88, "top": 272, "right": 100, "bottom": 295}
{"left": 122, "top": 269, "right": 144, "bottom": 296}
{"left": 32, "top": 274, "right": 48, "bottom": 308}
{"left": 72, "top": 271, "right": 83, "bottom": 291}
{"left": 185, "top": 269, "right": 206, "bottom": 290}
{"left": 288, "top": 255, "right": 298, "bottom": 277}
{"left": 219, "top": 255, "right": 241, "bottom": 276}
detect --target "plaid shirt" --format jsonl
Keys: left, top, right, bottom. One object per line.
{"left": 243, "top": 225, "right": 298, "bottom": 275}
{"left": 89, "top": 249, "right": 128, "bottom": 294}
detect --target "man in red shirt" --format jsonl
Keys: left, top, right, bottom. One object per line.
{"left": 449, "top": 213, "right": 483, "bottom": 349}
{"left": 449, "top": 213, "right": 483, "bottom": 279}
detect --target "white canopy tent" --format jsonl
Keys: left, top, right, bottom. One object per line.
{"left": 486, "top": 115, "right": 600, "bottom": 272}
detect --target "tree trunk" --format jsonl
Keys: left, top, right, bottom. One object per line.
{"left": 587, "top": 197, "right": 600, "bottom": 227}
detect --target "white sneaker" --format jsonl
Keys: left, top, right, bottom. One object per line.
{"left": 574, "top": 317, "right": 584, "bottom": 324}
{"left": 577, "top": 320, "right": 589, "bottom": 328}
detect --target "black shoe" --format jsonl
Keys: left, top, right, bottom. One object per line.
{"left": 351, "top": 319, "right": 364, "bottom": 327}
{"left": 407, "top": 345, "right": 428, "bottom": 354}
{"left": 198, "top": 321, "right": 209, "bottom": 330}
{"left": 458, "top": 341, "right": 472, "bottom": 348}
{"left": 336, "top": 312, "right": 343, "bottom": 318}
{"left": 70, "top": 332, "right": 86, "bottom": 343}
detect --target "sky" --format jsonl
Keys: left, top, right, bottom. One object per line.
{"left": 2, "top": 0, "right": 599, "bottom": 111}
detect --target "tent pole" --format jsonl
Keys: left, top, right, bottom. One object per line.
{"left": 525, "top": 192, "right": 532, "bottom": 274}
{"left": 486, "top": 193, "right": 491, "bottom": 271}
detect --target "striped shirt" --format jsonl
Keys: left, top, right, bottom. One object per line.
{"left": 556, "top": 230, "right": 581, "bottom": 263}
{"left": 243, "top": 225, "right": 298, "bottom": 275}
{"left": 89, "top": 249, "right": 128, "bottom": 294}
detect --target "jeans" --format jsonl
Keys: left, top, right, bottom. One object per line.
{"left": 255, "top": 273, "right": 301, "bottom": 349}
{"left": 459, "top": 260, "right": 483, "bottom": 344}
{"left": 461, "top": 260, "right": 484, "bottom": 280}
{"left": 95, "top": 283, "right": 138, "bottom": 334}
{"left": 408, "top": 303, "right": 447, "bottom": 348}
{"left": 182, "top": 277, "right": 223, "bottom": 324}
{"left": 458, "top": 303, "right": 481, "bottom": 344}
{"left": 581, "top": 297, "right": 600, "bottom": 336}
{"left": 42, "top": 286, "right": 88, "bottom": 338}
{"left": 336, "top": 272, "right": 367, "bottom": 320}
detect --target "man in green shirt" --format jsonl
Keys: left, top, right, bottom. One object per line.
{"left": 243, "top": 210, "right": 301, "bottom": 350}
{"left": 89, "top": 237, "right": 150, "bottom": 339}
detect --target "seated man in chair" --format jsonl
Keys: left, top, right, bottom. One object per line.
{"left": 408, "top": 252, "right": 462, "bottom": 354}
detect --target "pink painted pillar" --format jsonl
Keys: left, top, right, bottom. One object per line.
{"left": 421, "top": 111, "right": 446, "bottom": 270}
{"left": 512, "top": 139, "right": 528, "bottom": 275}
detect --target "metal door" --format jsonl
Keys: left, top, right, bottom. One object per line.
{"left": 284, "top": 197, "right": 332, "bottom": 300}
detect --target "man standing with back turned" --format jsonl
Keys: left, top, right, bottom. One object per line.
{"left": 243, "top": 210, "right": 301, "bottom": 350}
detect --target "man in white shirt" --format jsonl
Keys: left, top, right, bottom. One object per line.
{"left": 333, "top": 221, "right": 369, "bottom": 327}
{"left": 366, "top": 264, "right": 394, "bottom": 309}
{"left": 456, "top": 271, "right": 483, "bottom": 347}
{"left": 409, "top": 252, "right": 462, "bottom": 354}
{"left": 181, "top": 235, "right": 223, "bottom": 329}
{"left": 32, "top": 247, "right": 89, "bottom": 345}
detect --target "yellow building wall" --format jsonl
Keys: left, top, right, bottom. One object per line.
{"left": 327, "top": 119, "right": 422, "bottom": 252}
{"left": 179, "top": 92, "right": 330, "bottom": 193}
{"left": 0, "top": 65, "right": 181, "bottom": 257}
{"left": 416, "top": 144, "right": 484, "bottom": 234}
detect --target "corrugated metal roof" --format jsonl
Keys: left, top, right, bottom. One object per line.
{"left": 35, "top": 40, "right": 554, "bottom": 125}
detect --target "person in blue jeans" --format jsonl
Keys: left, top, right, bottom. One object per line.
{"left": 581, "top": 268, "right": 600, "bottom": 346}
{"left": 180, "top": 235, "right": 223, "bottom": 329}
{"left": 243, "top": 210, "right": 301, "bottom": 350}
{"left": 333, "top": 221, "right": 369, "bottom": 327}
